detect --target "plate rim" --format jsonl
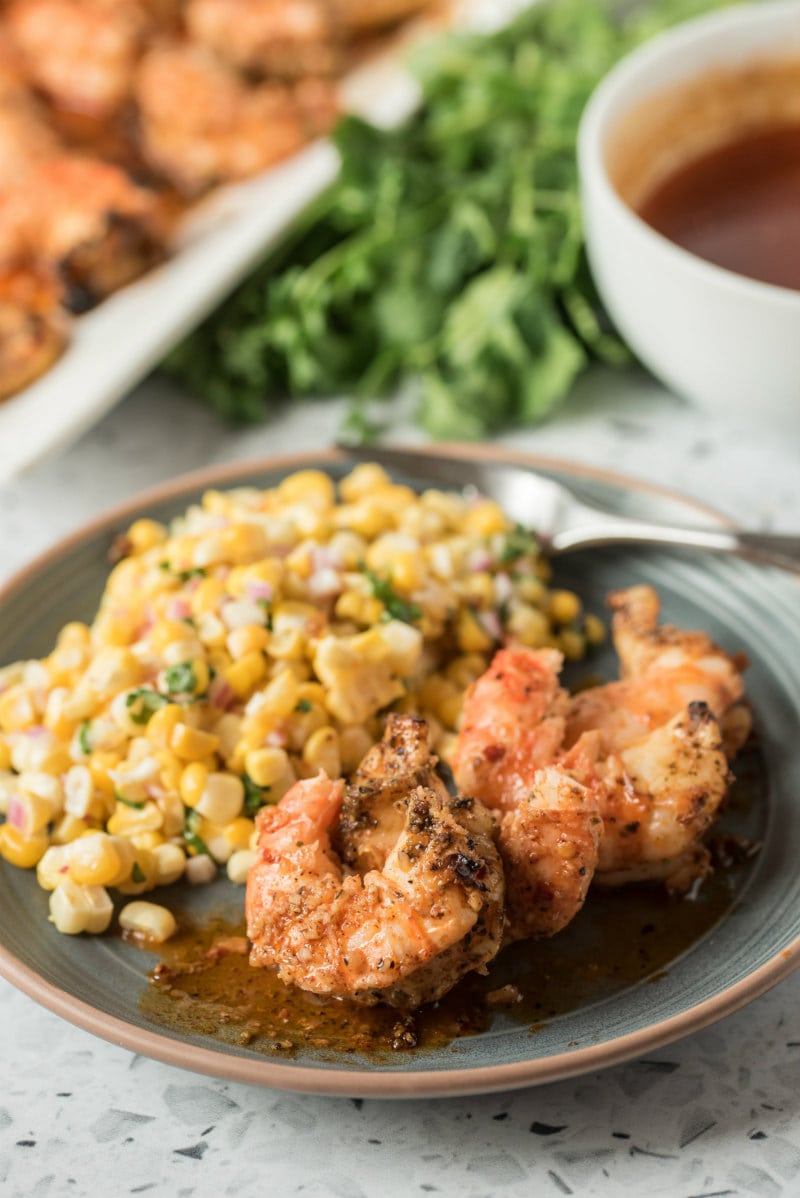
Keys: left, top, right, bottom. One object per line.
{"left": 1, "top": 443, "right": 797, "bottom": 1099}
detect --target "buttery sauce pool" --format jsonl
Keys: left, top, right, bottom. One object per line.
{"left": 137, "top": 749, "right": 764, "bottom": 1058}
{"left": 637, "top": 123, "right": 800, "bottom": 291}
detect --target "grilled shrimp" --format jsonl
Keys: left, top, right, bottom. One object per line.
{"left": 452, "top": 648, "right": 601, "bottom": 942}
{"left": 6, "top": 0, "right": 149, "bottom": 116}
{"left": 0, "top": 38, "right": 59, "bottom": 190}
{"left": 562, "top": 586, "right": 745, "bottom": 890}
{"left": 134, "top": 43, "right": 338, "bottom": 194}
{"left": 0, "top": 263, "right": 68, "bottom": 399}
{"left": 247, "top": 758, "right": 504, "bottom": 1008}
{"left": 0, "top": 155, "right": 165, "bottom": 310}
{"left": 566, "top": 585, "right": 749, "bottom": 758}
{"left": 185, "top": 0, "right": 342, "bottom": 80}
{"left": 591, "top": 701, "right": 731, "bottom": 890}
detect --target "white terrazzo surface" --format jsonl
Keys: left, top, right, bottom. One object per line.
{"left": 0, "top": 366, "right": 798, "bottom": 1198}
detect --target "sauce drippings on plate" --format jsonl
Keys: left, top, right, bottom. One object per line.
{"left": 136, "top": 746, "right": 763, "bottom": 1059}
{"left": 637, "top": 124, "right": 800, "bottom": 291}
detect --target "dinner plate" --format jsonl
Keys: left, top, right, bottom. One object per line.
{"left": 0, "top": 0, "right": 528, "bottom": 484}
{"left": 0, "top": 446, "right": 798, "bottom": 1099}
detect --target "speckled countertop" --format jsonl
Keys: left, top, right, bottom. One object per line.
{"left": 1, "top": 368, "right": 799, "bottom": 1198}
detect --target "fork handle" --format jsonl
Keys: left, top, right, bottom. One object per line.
{"left": 552, "top": 518, "right": 800, "bottom": 573}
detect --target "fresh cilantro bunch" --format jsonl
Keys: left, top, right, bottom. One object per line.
{"left": 165, "top": 0, "right": 733, "bottom": 438}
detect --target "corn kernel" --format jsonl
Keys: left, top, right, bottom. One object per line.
{"left": 0, "top": 739, "right": 10, "bottom": 771}
{"left": 339, "top": 463, "right": 391, "bottom": 501}
{"left": 119, "top": 900, "right": 177, "bottom": 943}
{"left": 213, "top": 713, "right": 243, "bottom": 759}
{"left": 463, "top": 499, "right": 510, "bottom": 537}
{"left": 158, "top": 793, "right": 186, "bottom": 839}
{"left": 0, "top": 686, "right": 35, "bottom": 732}
{"left": 149, "top": 619, "right": 197, "bottom": 653}
{"left": 66, "top": 832, "right": 124, "bottom": 887}
{"left": 558, "top": 629, "right": 586, "bottom": 662}
{"left": 549, "top": 589, "right": 582, "bottom": 626}
{"left": 0, "top": 823, "right": 48, "bottom": 868}
{"left": 6, "top": 789, "right": 54, "bottom": 837}
{"left": 445, "top": 654, "right": 487, "bottom": 691}
{"left": 227, "top": 624, "right": 270, "bottom": 660}
{"left": 334, "top": 589, "right": 383, "bottom": 626}
{"left": 227, "top": 849, "right": 257, "bottom": 885}
{"left": 37, "top": 843, "right": 71, "bottom": 888}
{"left": 185, "top": 854, "right": 217, "bottom": 885}
{"left": 278, "top": 469, "right": 336, "bottom": 510}
{"left": 192, "top": 577, "right": 227, "bottom": 616}
{"left": 461, "top": 572, "right": 495, "bottom": 608}
{"left": 455, "top": 608, "right": 493, "bottom": 653}
{"left": 332, "top": 499, "right": 392, "bottom": 539}
{"left": 146, "top": 703, "right": 183, "bottom": 748}
{"left": 131, "top": 830, "right": 166, "bottom": 850}
{"left": 107, "top": 800, "right": 164, "bottom": 838}
{"left": 153, "top": 843, "right": 186, "bottom": 886}
{"left": 224, "top": 652, "right": 266, "bottom": 699}
{"left": 127, "top": 518, "right": 167, "bottom": 553}
{"left": 49, "top": 879, "right": 113, "bottom": 935}
{"left": 195, "top": 773, "right": 244, "bottom": 824}
{"left": 338, "top": 726, "right": 374, "bottom": 773}
{"left": 244, "top": 747, "right": 290, "bottom": 789}
{"left": 506, "top": 603, "right": 551, "bottom": 648}
{"left": 50, "top": 814, "right": 92, "bottom": 847}
{"left": 180, "top": 761, "right": 208, "bottom": 807}
{"left": 170, "top": 724, "right": 220, "bottom": 760}
{"left": 223, "top": 817, "right": 256, "bottom": 851}
{"left": 302, "top": 726, "right": 340, "bottom": 778}
{"left": 116, "top": 846, "right": 158, "bottom": 895}
{"left": 584, "top": 613, "right": 606, "bottom": 647}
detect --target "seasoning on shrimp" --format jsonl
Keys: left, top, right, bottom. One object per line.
{"left": 246, "top": 724, "right": 504, "bottom": 1007}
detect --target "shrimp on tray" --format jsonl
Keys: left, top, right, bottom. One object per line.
{"left": 451, "top": 648, "right": 602, "bottom": 943}
{"left": 134, "top": 43, "right": 338, "bottom": 194}
{"left": 0, "top": 155, "right": 166, "bottom": 311}
{"left": 6, "top": 0, "right": 149, "bottom": 118}
{"left": 246, "top": 718, "right": 504, "bottom": 1008}
{"left": 185, "top": 0, "right": 343, "bottom": 80}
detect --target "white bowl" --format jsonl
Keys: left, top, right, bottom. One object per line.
{"left": 577, "top": 0, "right": 800, "bottom": 422}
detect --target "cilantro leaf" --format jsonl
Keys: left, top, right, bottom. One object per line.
{"left": 362, "top": 566, "right": 421, "bottom": 624}
{"left": 243, "top": 774, "right": 272, "bottom": 816}
{"left": 164, "top": 661, "right": 197, "bottom": 695}
{"left": 78, "top": 720, "right": 92, "bottom": 755}
{"left": 126, "top": 688, "right": 168, "bottom": 725}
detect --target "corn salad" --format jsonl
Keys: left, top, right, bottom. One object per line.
{"left": 0, "top": 463, "right": 602, "bottom": 938}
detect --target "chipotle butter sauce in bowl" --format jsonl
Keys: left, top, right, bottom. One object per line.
{"left": 578, "top": 1, "right": 800, "bottom": 421}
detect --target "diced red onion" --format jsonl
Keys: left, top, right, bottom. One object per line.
{"left": 208, "top": 677, "right": 236, "bottom": 711}
{"left": 166, "top": 597, "right": 191, "bottom": 621}
{"left": 477, "top": 609, "right": 503, "bottom": 641}
{"left": 7, "top": 797, "right": 24, "bottom": 831}
{"left": 468, "top": 549, "right": 493, "bottom": 573}
{"left": 245, "top": 580, "right": 274, "bottom": 603}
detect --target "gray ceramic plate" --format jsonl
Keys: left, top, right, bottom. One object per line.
{"left": 0, "top": 446, "right": 798, "bottom": 1098}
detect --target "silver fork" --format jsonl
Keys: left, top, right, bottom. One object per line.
{"left": 337, "top": 443, "right": 800, "bottom": 572}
